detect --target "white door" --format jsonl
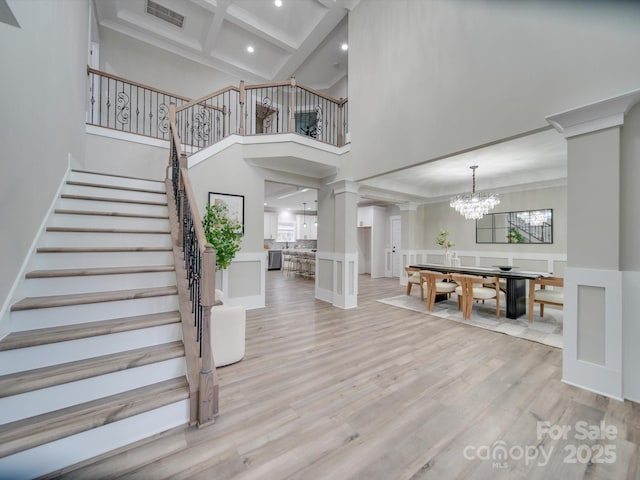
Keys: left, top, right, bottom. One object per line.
{"left": 390, "top": 216, "right": 402, "bottom": 277}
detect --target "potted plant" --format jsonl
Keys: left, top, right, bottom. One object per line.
{"left": 508, "top": 227, "right": 525, "bottom": 244}
{"left": 202, "top": 201, "right": 243, "bottom": 270}
{"left": 436, "top": 229, "right": 455, "bottom": 266}
{"left": 436, "top": 229, "right": 455, "bottom": 251}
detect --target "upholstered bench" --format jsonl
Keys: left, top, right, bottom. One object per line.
{"left": 210, "top": 290, "right": 246, "bottom": 366}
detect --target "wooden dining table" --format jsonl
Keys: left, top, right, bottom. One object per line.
{"left": 409, "top": 263, "right": 548, "bottom": 319}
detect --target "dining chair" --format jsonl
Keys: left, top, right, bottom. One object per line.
{"left": 421, "top": 270, "right": 457, "bottom": 311}
{"left": 528, "top": 276, "right": 564, "bottom": 321}
{"left": 451, "top": 274, "right": 501, "bottom": 320}
{"left": 405, "top": 266, "right": 424, "bottom": 299}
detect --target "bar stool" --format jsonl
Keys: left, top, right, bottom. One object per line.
{"left": 282, "top": 250, "right": 293, "bottom": 275}
{"left": 308, "top": 253, "right": 316, "bottom": 277}
{"left": 299, "top": 252, "right": 312, "bottom": 277}
{"left": 292, "top": 251, "right": 302, "bottom": 275}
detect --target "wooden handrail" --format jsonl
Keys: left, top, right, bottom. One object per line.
{"left": 180, "top": 167, "right": 208, "bottom": 253}
{"left": 176, "top": 85, "right": 241, "bottom": 113}
{"left": 166, "top": 102, "right": 218, "bottom": 427}
{"left": 87, "top": 67, "right": 191, "bottom": 102}
{"left": 244, "top": 80, "right": 293, "bottom": 90}
{"left": 295, "top": 82, "right": 346, "bottom": 104}
{"left": 244, "top": 79, "right": 347, "bottom": 105}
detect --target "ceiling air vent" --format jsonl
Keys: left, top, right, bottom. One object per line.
{"left": 146, "top": 0, "right": 184, "bottom": 28}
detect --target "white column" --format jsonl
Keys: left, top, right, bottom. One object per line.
{"left": 330, "top": 179, "right": 359, "bottom": 309}
{"left": 547, "top": 88, "right": 640, "bottom": 401}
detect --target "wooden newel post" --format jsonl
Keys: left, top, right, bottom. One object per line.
{"left": 168, "top": 103, "right": 177, "bottom": 176}
{"left": 198, "top": 244, "right": 218, "bottom": 426}
{"left": 289, "top": 77, "right": 296, "bottom": 133}
{"left": 337, "top": 100, "right": 344, "bottom": 147}
{"left": 239, "top": 80, "right": 246, "bottom": 135}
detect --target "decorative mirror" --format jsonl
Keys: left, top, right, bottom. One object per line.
{"left": 476, "top": 209, "right": 553, "bottom": 244}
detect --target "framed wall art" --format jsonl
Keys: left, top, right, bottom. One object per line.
{"left": 208, "top": 191, "right": 245, "bottom": 234}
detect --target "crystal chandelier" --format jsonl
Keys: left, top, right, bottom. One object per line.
{"left": 450, "top": 165, "right": 500, "bottom": 220}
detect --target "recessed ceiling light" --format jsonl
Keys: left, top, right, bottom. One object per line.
{"left": 274, "top": 0, "right": 283, "bottom": 6}
{"left": 341, "top": 43, "right": 348, "bottom": 51}
{"left": 247, "top": 45, "right": 254, "bottom": 53}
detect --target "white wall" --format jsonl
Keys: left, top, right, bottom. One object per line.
{"left": 370, "top": 206, "right": 388, "bottom": 278}
{"left": 0, "top": 0, "right": 89, "bottom": 323}
{"left": 620, "top": 101, "right": 640, "bottom": 402}
{"left": 188, "top": 145, "right": 265, "bottom": 308}
{"left": 357, "top": 227, "right": 371, "bottom": 274}
{"left": 621, "top": 102, "right": 640, "bottom": 271}
{"left": 419, "top": 185, "right": 567, "bottom": 255}
{"left": 321, "top": 76, "right": 348, "bottom": 101}
{"left": 85, "top": 130, "right": 168, "bottom": 181}
{"left": 349, "top": 0, "right": 640, "bottom": 180}
{"left": 99, "top": 28, "right": 242, "bottom": 99}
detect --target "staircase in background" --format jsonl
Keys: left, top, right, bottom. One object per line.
{"left": 0, "top": 170, "right": 190, "bottom": 478}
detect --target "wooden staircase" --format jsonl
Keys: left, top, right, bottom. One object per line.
{"left": 0, "top": 170, "right": 190, "bottom": 479}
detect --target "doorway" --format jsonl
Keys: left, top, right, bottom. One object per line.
{"left": 390, "top": 215, "right": 402, "bottom": 277}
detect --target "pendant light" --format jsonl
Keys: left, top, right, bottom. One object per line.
{"left": 303, "top": 202, "right": 307, "bottom": 228}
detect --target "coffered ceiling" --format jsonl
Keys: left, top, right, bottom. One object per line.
{"left": 93, "top": 0, "right": 357, "bottom": 89}
{"left": 92, "top": 0, "right": 568, "bottom": 211}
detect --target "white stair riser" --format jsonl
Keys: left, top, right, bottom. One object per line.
{"left": 34, "top": 251, "right": 174, "bottom": 270}
{"left": 0, "top": 399, "right": 189, "bottom": 480}
{"left": 51, "top": 213, "right": 169, "bottom": 231}
{"left": 11, "top": 295, "right": 178, "bottom": 331}
{"left": 58, "top": 197, "right": 169, "bottom": 216}
{"left": 69, "top": 171, "right": 166, "bottom": 193}
{"left": 24, "top": 271, "right": 176, "bottom": 296}
{"left": 64, "top": 184, "right": 167, "bottom": 204}
{"left": 0, "top": 323, "right": 183, "bottom": 376}
{"left": 0, "top": 358, "right": 186, "bottom": 424}
{"left": 24, "top": 271, "right": 177, "bottom": 297}
{"left": 41, "top": 231, "right": 172, "bottom": 248}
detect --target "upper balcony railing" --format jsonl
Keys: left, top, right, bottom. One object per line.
{"left": 87, "top": 69, "right": 349, "bottom": 154}
{"left": 87, "top": 68, "right": 191, "bottom": 140}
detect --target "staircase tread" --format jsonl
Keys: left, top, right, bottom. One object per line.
{"left": 0, "top": 342, "right": 185, "bottom": 398}
{"left": 37, "top": 246, "right": 172, "bottom": 253}
{"left": 10, "top": 286, "right": 179, "bottom": 312}
{"left": 46, "top": 226, "right": 170, "bottom": 234}
{"left": 66, "top": 181, "right": 166, "bottom": 195}
{"left": 54, "top": 209, "right": 169, "bottom": 220}
{"left": 71, "top": 169, "right": 165, "bottom": 184}
{"left": 0, "top": 311, "right": 181, "bottom": 351}
{"left": 26, "top": 265, "right": 175, "bottom": 279}
{"left": 0, "top": 377, "right": 189, "bottom": 458}
{"left": 61, "top": 194, "right": 167, "bottom": 206}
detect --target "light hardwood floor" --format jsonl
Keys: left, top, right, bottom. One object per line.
{"left": 56, "top": 272, "right": 640, "bottom": 479}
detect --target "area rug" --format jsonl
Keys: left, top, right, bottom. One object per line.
{"left": 377, "top": 294, "right": 563, "bottom": 349}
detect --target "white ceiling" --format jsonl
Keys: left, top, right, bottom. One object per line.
{"left": 264, "top": 181, "right": 317, "bottom": 213}
{"left": 93, "top": 0, "right": 356, "bottom": 90}
{"left": 93, "top": 0, "right": 568, "bottom": 211}
{"left": 358, "top": 128, "right": 567, "bottom": 207}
